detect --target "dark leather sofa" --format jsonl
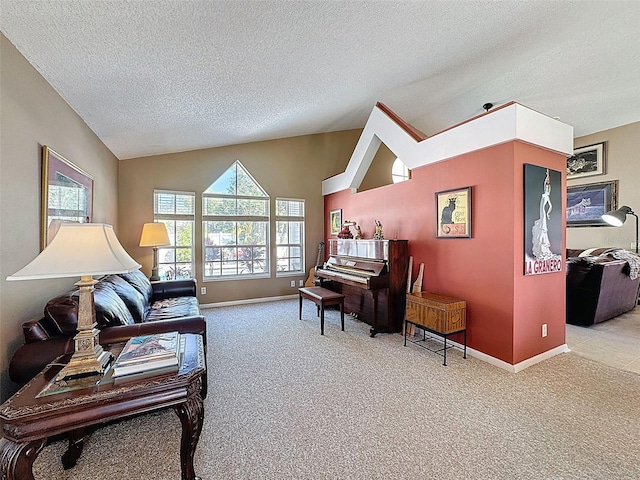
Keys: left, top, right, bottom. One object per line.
{"left": 9, "top": 269, "right": 207, "bottom": 387}
{"left": 566, "top": 248, "right": 640, "bottom": 326}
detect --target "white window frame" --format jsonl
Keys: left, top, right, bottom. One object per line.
{"left": 202, "top": 161, "right": 270, "bottom": 281}
{"left": 275, "top": 198, "right": 305, "bottom": 277}
{"left": 153, "top": 190, "right": 195, "bottom": 281}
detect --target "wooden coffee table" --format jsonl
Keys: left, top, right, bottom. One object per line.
{"left": 0, "top": 333, "right": 206, "bottom": 480}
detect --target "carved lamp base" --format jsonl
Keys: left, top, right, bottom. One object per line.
{"left": 54, "top": 276, "right": 112, "bottom": 383}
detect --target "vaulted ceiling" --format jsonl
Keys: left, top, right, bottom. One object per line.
{"left": 2, "top": 1, "right": 638, "bottom": 160}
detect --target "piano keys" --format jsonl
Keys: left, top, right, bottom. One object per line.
{"left": 316, "top": 239, "right": 409, "bottom": 337}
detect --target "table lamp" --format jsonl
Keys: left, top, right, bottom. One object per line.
{"left": 139, "top": 222, "right": 170, "bottom": 281}
{"left": 602, "top": 206, "right": 638, "bottom": 253}
{"left": 6, "top": 223, "right": 141, "bottom": 382}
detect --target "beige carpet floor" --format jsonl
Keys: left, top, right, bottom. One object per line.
{"left": 33, "top": 299, "right": 640, "bottom": 479}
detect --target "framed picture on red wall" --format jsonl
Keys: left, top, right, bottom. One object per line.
{"left": 330, "top": 209, "right": 342, "bottom": 235}
{"left": 435, "top": 187, "right": 471, "bottom": 238}
{"left": 524, "top": 164, "right": 562, "bottom": 276}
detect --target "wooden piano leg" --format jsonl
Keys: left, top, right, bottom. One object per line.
{"left": 369, "top": 290, "right": 379, "bottom": 337}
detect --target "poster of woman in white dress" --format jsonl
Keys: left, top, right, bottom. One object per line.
{"left": 524, "top": 164, "right": 562, "bottom": 276}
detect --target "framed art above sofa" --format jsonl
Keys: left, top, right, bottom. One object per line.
{"left": 42, "top": 146, "right": 94, "bottom": 249}
{"left": 566, "top": 180, "right": 618, "bottom": 227}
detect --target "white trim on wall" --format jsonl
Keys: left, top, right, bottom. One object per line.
{"left": 322, "top": 102, "right": 574, "bottom": 196}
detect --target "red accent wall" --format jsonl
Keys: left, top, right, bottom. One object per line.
{"left": 324, "top": 140, "right": 566, "bottom": 365}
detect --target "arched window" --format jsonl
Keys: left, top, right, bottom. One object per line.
{"left": 202, "top": 161, "right": 270, "bottom": 279}
{"left": 392, "top": 158, "right": 410, "bottom": 183}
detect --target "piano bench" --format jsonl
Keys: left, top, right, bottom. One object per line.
{"left": 298, "top": 287, "right": 345, "bottom": 335}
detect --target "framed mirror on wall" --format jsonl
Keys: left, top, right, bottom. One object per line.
{"left": 41, "top": 146, "right": 94, "bottom": 250}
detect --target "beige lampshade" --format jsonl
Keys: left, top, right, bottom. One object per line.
{"left": 139, "top": 222, "right": 171, "bottom": 247}
{"left": 7, "top": 223, "right": 141, "bottom": 281}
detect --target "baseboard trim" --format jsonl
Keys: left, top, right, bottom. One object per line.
{"left": 406, "top": 332, "right": 570, "bottom": 373}
{"left": 465, "top": 343, "right": 570, "bottom": 373}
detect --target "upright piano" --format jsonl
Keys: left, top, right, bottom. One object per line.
{"left": 316, "top": 239, "right": 409, "bottom": 337}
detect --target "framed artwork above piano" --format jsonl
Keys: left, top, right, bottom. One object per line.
{"left": 435, "top": 186, "right": 471, "bottom": 238}
{"left": 316, "top": 239, "right": 409, "bottom": 337}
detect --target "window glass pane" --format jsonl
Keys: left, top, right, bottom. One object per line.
{"left": 204, "top": 247, "right": 220, "bottom": 261}
{"left": 162, "top": 220, "right": 176, "bottom": 244}
{"left": 175, "top": 221, "right": 193, "bottom": 246}
{"left": 160, "top": 264, "right": 192, "bottom": 280}
{"left": 204, "top": 221, "right": 235, "bottom": 245}
{"left": 204, "top": 161, "right": 267, "bottom": 197}
{"left": 289, "top": 222, "right": 302, "bottom": 243}
{"left": 276, "top": 199, "right": 304, "bottom": 216}
{"left": 238, "top": 198, "right": 268, "bottom": 216}
{"left": 206, "top": 167, "right": 236, "bottom": 195}
{"left": 176, "top": 247, "right": 192, "bottom": 262}
{"left": 203, "top": 197, "right": 236, "bottom": 216}
{"left": 236, "top": 166, "right": 266, "bottom": 197}
{"left": 176, "top": 263, "right": 192, "bottom": 279}
{"left": 204, "top": 262, "right": 221, "bottom": 277}
{"left": 237, "top": 221, "right": 267, "bottom": 245}
{"left": 276, "top": 222, "right": 288, "bottom": 244}
{"left": 159, "top": 248, "right": 175, "bottom": 263}
{"left": 176, "top": 194, "right": 195, "bottom": 214}
{"left": 155, "top": 193, "right": 175, "bottom": 215}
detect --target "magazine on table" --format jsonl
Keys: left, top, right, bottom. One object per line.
{"left": 115, "top": 331, "right": 180, "bottom": 365}
{"left": 112, "top": 332, "right": 184, "bottom": 378}
{"left": 112, "top": 364, "right": 180, "bottom": 384}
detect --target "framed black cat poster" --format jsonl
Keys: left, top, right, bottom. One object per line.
{"left": 435, "top": 186, "right": 471, "bottom": 238}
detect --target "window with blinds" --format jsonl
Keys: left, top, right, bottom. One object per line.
{"left": 153, "top": 190, "right": 195, "bottom": 280}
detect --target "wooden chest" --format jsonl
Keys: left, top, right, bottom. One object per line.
{"left": 405, "top": 292, "right": 466, "bottom": 334}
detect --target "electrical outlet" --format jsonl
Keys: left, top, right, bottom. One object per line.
{"left": 290, "top": 280, "right": 295, "bottom": 287}
{"left": 201, "top": 287, "right": 206, "bottom": 295}
{"left": 298, "top": 279, "right": 304, "bottom": 287}
{"left": 542, "top": 323, "right": 547, "bottom": 337}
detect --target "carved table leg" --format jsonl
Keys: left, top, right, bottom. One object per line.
{"left": 0, "top": 437, "right": 46, "bottom": 480}
{"left": 174, "top": 378, "right": 204, "bottom": 480}
{"left": 61, "top": 428, "right": 85, "bottom": 469}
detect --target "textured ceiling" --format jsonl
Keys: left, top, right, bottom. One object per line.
{"left": 2, "top": 1, "right": 639, "bottom": 160}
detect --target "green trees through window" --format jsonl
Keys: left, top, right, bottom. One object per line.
{"left": 153, "top": 161, "right": 306, "bottom": 282}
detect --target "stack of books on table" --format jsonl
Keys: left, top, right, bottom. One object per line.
{"left": 112, "top": 331, "right": 184, "bottom": 382}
